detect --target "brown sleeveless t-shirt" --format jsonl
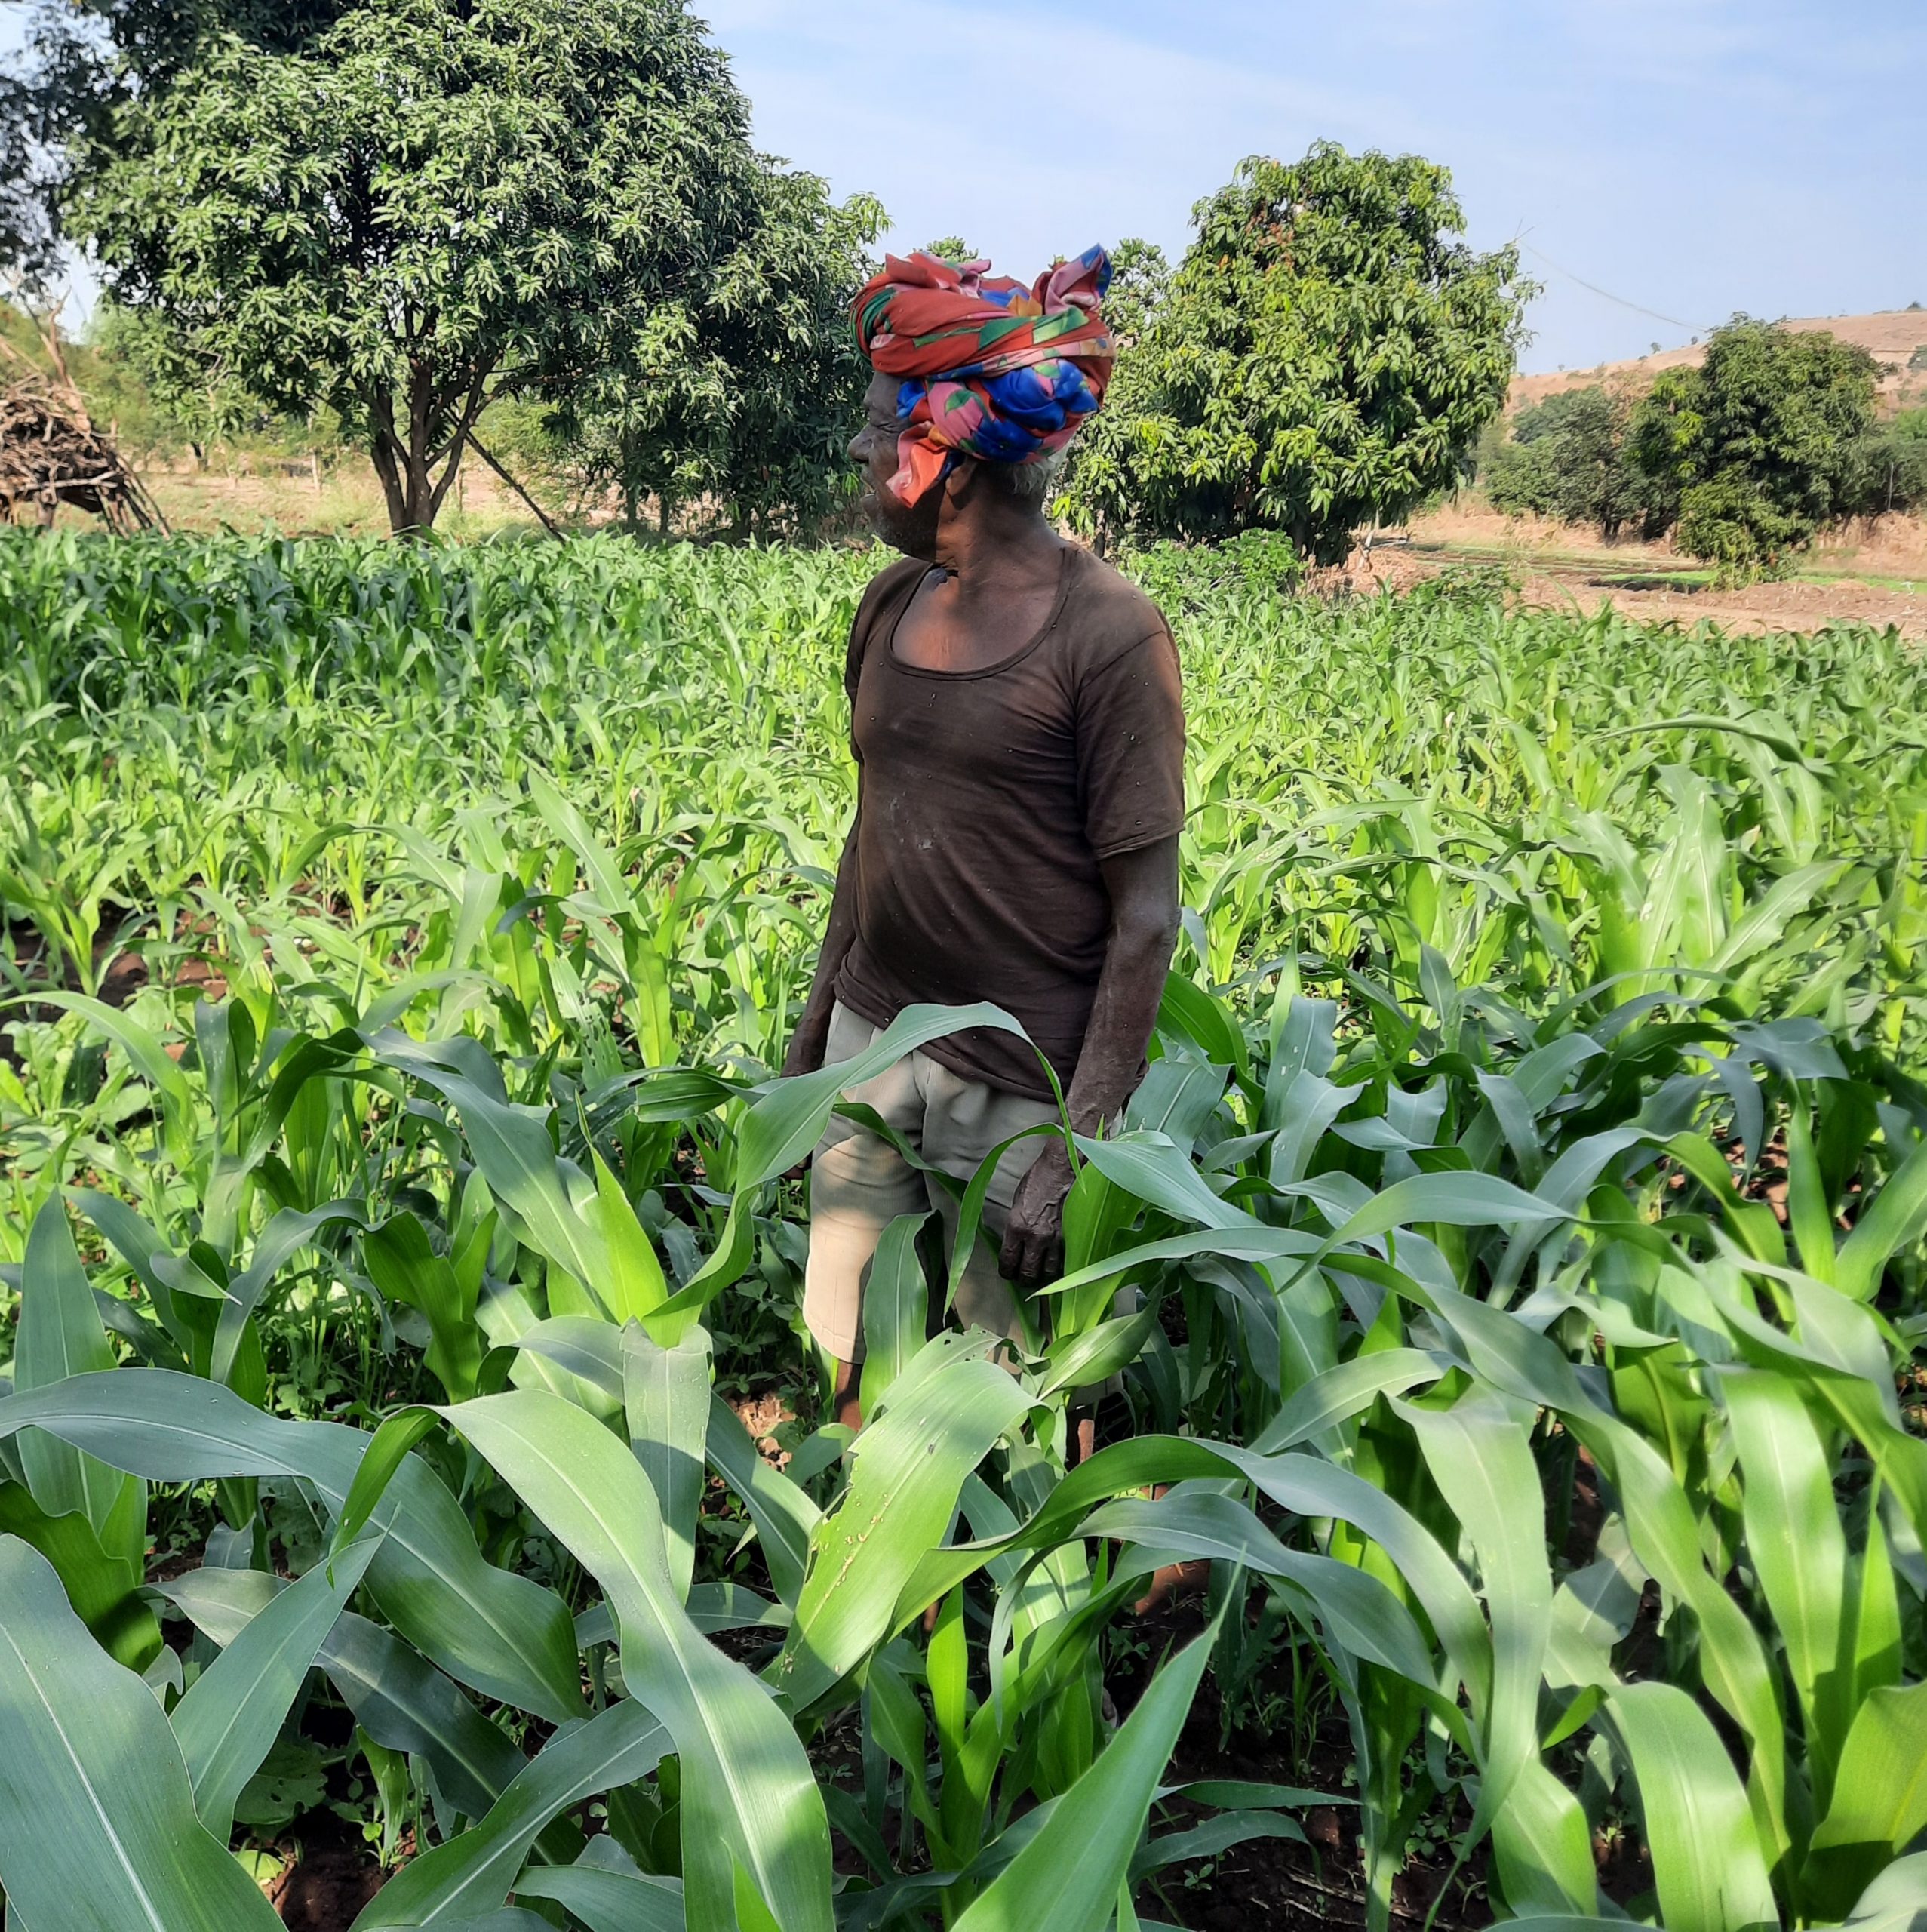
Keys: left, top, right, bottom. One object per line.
{"left": 832, "top": 544, "right": 1186, "bottom": 1100}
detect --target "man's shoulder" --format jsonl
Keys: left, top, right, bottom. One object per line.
{"left": 1059, "top": 544, "right": 1172, "bottom": 669}
{"left": 854, "top": 555, "right": 927, "bottom": 629}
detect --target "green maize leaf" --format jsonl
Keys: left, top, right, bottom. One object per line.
{"left": 1588, "top": 1417, "right": 1792, "bottom": 1871}
{"left": 364, "top": 1030, "right": 622, "bottom": 1323}
{"left": 1836, "top": 1138, "right": 1927, "bottom": 1303}
{"left": 1334, "top": 1268, "right": 1796, "bottom": 1868}
{"left": 1155, "top": 1779, "right": 1350, "bottom": 1810}
{"left": 429, "top": 1912, "right": 555, "bottom": 1931}
{"left": 211, "top": 1198, "right": 369, "bottom": 1387}
{"left": 1127, "top": 1808, "right": 1307, "bottom": 1881}
{"left": 27, "top": 989, "right": 193, "bottom": 1122}
{"left": 1606, "top": 1680, "right": 1779, "bottom": 1932}
{"left": 1036, "top": 1304, "right": 1159, "bottom": 1398}
{"left": 1310, "top": 1168, "right": 1576, "bottom": 1259}
{"left": 1397, "top": 1389, "right": 1569, "bottom": 1882}
{"left": 1489, "top": 1761, "right": 1606, "bottom": 1923}
{"left": 1833, "top": 1850, "right": 1927, "bottom": 1932}
{"left": 1209, "top": 1444, "right": 1488, "bottom": 1699}
{"left": 158, "top": 1567, "right": 527, "bottom": 1828}
{"left": 15, "top": 1198, "right": 143, "bottom": 1546}
{"left": 1663, "top": 1131, "right": 1787, "bottom": 1267}
{"left": 1246, "top": 1348, "right": 1443, "bottom": 1454}
{"left": 1786, "top": 1104, "right": 1839, "bottom": 1286}
{"left": 0, "top": 1536, "right": 282, "bottom": 1932}
{"left": 665, "top": 1001, "right": 1051, "bottom": 1316}
{"left": 1803, "top": 1684, "right": 1927, "bottom": 1921}
{"left": 1695, "top": 1278, "right": 1927, "bottom": 1544}
{"left": 512, "top": 1859, "right": 687, "bottom": 1932}
{"left": 1488, "top": 1921, "right": 1657, "bottom": 1932}
{"left": 1842, "top": 1502, "right": 1904, "bottom": 1715}
{"left": 945, "top": 1121, "right": 1062, "bottom": 1311}
{"left": 1270, "top": 1075, "right": 1356, "bottom": 1188}
{"left": 512, "top": 1315, "right": 625, "bottom": 1418}
{"left": 364, "top": 1213, "right": 484, "bottom": 1401}
{"left": 1722, "top": 1368, "right": 1849, "bottom": 1785}
{"left": 772, "top": 1341, "right": 1034, "bottom": 1711}
{"left": 584, "top": 1148, "right": 674, "bottom": 1331}
{"left": 622, "top": 1319, "right": 712, "bottom": 1601}
{"left": 951, "top": 1619, "right": 1216, "bottom": 1932}
{"left": 352, "top": 1697, "right": 669, "bottom": 1930}
{"left": 1037, "top": 1225, "right": 1322, "bottom": 1302}
{"left": 0, "top": 1478, "right": 158, "bottom": 1669}
{"left": 433, "top": 1389, "right": 835, "bottom": 1932}
{"left": 706, "top": 1389, "right": 819, "bottom": 1607}
{"left": 1074, "top": 1130, "right": 1259, "bottom": 1230}
{"left": 331, "top": 1407, "right": 443, "bottom": 1564}
{"left": 174, "top": 1528, "right": 382, "bottom": 1841}
{"left": 0, "top": 1370, "right": 583, "bottom": 1723}
{"left": 1081, "top": 1490, "right": 1435, "bottom": 1685}
{"left": 67, "top": 1187, "right": 202, "bottom": 1354}
{"left": 859, "top": 1211, "right": 931, "bottom": 1415}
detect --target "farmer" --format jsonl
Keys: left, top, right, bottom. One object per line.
{"left": 783, "top": 246, "right": 1185, "bottom": 1432}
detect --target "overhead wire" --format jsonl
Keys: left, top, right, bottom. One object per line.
{"left": 1520, "top": 245, "right": 1711, "bottom": 337}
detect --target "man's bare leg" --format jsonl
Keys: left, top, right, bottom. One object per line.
{"left": 829, "top": 1357, "right": 862, "bottom": 1434}
{"left": 1071, "top": 1400, "right": 1207, "bottom": 1614}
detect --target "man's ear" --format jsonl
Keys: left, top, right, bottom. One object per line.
{"left": 942, "top": 456, "right": 984, "bottom": 515}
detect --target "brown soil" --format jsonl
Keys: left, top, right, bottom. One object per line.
{"left": 265, "top": 1812, "right": 386, "bottom": 1930}
{"left": 1354, "top": 506, "right": 1927, "bottom": 639}
{"left": 1111, "top": 1596, "right": 1487, "bottom": 1930}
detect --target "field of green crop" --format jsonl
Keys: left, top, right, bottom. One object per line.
{"left": 2, "top": 528, "right": 1925, "bottom": 1932}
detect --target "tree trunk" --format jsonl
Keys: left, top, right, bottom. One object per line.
{"left": 367, "top": 360, "right": 490, "bottom": 537}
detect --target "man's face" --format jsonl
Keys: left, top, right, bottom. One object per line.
{"left": 848, "top": 371, "right": 942, "bottom": 558}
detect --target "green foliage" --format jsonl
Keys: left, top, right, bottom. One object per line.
{"left": 560, "top": 173, "right": 884, "bottom": 538}
{"left": 1855, "top": 406, "right": 1927, "bottom": 517}
{"left": 921, "top": 235, "right": 976, "bottom": 263}
{"left": 1096, "top": 235, "right": 1171, "bottom": 352}
{"left": 1629, "top": 318, "right": 1881, "bottom": 580}
{"left": 1485, "top": 385, "right": 1673, "bottom": 539}
{"left": 0, "top": 0, "right": 349, "bottom": 282}
{"left": 1061, "top": 143, "right": 1535, "bottom": 563}
{"left": 1, "top": 531, "right": 1926, "bottom": 1930}
{"left": 66, "top": 0, "right": 796, "bottom": 532}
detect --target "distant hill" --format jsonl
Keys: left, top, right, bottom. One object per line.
{"left": 1514, "top": 310, "right": 1927, "bottom": 414}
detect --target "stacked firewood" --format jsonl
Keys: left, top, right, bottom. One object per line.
{"left": 0, "top": 377, "right": 164, "bottom": 532}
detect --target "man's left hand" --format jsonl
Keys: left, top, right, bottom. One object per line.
{"left": 1000, "top": 1139, "right": 1074, "bottom": 1285}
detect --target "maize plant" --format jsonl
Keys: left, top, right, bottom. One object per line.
{"left": 0, "top": 528, "right": 1923, "bottom": 1930}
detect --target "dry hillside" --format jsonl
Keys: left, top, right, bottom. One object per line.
{"left": 1514, "top": 309, "right": 1927, "bottom": 413}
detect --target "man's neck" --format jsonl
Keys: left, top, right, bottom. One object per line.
{"left": 927, "top": 484, "right": 1063, "bottom": 596}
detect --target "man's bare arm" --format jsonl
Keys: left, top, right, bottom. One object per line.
{"left": 782, "top": 817, "right": 862, "bottom": 1078}
{"left": 1000, "top": 833, "right": 1181, "bottom": 1284}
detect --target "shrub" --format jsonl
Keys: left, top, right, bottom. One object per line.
{"left": 1628, "top": 318, "right": 1879, "bottom": 580}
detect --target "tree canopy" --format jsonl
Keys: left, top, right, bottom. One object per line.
{"left": 1061, "top": 143, "right": 1534, "bottom": 562}
{"left": 1486, "top": 385, "right": 1671, "bottom": 540}
{"left": 1628, "top": 318, "right": 1879, "bottom": 577}
{"left": 63, "top": 0, "right": 868, "bottom": 532}
{"left": 564, "top": 171, "right": 882, "bottom": 539}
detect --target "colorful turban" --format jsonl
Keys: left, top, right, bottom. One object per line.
{"left": 852, "top": 246, "right": 1115, "bottom": 506}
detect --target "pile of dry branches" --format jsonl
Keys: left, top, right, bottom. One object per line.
{"left": 0, "top": 295, "right": 165, "bottom": 534}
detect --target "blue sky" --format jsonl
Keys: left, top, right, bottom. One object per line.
{"left": 6, "top": 0, "right": 1922, "bottom": 371}
{"left": 701, "top": 0, "right": 1927, "bottom": 372}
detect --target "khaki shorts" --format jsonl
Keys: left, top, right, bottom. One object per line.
{"left": 802, "top": 1001, "right": 1060, "bottom": 1363}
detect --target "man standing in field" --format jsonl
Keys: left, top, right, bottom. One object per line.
{"left": 783, "top": 246, "right": 1185, "bottom": 1429}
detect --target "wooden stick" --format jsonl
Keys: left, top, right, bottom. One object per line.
{"left": 465, "top": 433, "right": 564, "bottom": 540}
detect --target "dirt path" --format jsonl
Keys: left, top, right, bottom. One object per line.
{"left": 1361, "top": 505, "right": 1927, "bottom": 638}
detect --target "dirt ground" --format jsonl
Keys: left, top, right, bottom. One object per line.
{"left": 1372, "top": 503, "right": 1927, "bottom": 639}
